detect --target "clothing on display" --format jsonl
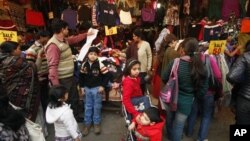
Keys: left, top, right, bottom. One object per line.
{"left": 78, "top": 4, "right": 92, "bottom": 22}
{"left": 62, "top": 8, "right": 78, "bottom": 30}
{"left": 98, "top": 1, "right": 117, "bottom": 26}
{"left": 203, "top": 24, "right": 222, "bottom": 42}
{"left": 221, "top": 0, "right": 240, "bottom": 21}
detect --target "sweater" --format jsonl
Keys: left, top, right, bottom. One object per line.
{"left": 137, "top": 41, "right": 152, "bottom": 72}
{"left": 126, "top": 41, "right": 152, "bottom": 72}
{"left": 122, "top": 76, "right": 143, "bottom": 118}
{"left": 26, "top": 41, "right": 48, "bottom": 81}
{"left": 45, "top": 33, "right": 87, "bottom": 85}
{"left": 162, "top": 59, "right": 208, "bottom": 115}
{"left": 161, "top": 47, "right": 179, "bottom": 78}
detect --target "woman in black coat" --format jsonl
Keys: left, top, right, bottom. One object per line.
{"left": 227, "top": 40, "right": 250, "bottom": 124}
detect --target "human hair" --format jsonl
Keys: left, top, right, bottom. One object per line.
{"left": 87, "top": 46, "right": 100, "bottom": 54}
{"left": 123, "top": 58, "right": 140, "bottom": 76}
{"left": 51, "top": 18, "right": 68, "bottom": 34}
{"left": 48, "top": 85, "right": 68, "bottom": 108}
{"left": 181, "top": 38, "right": 207, "bottom": 96}
{"left": 157, "top": 34, "right": 177, "bottom": 63}
{"left": 133, "top": 29, "right": 144, "bottom": 39}
{"left": 144, "top": 107, "right": 162, "bottom": 123}
{"left": 0, "top": 88, "right": 25, "bottom": 131}
{"left": 0, "top": 41, "right": 19, "bottom": 54}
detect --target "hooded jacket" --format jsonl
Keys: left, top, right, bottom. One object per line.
{"left": 46, "top": 103, "right": 80, "bottom": 139}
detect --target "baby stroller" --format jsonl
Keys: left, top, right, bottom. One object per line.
{"left": 121, "top": 88, "right": 154, "bottom": 141}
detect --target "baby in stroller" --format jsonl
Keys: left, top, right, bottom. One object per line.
{"left": 128, "top": 107, "right": 165, "bottom": 141}
{"left": 122, "top": 59, "right": 164, "bottom": 140}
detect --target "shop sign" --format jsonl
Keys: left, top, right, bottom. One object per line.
{"left": 208, "top": 40, "right": 226, "bottom": 55}
{"left": 0, "top": 30, "right": 17, "bottom": 43}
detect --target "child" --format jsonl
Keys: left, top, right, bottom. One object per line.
{"left": 128, "top": 107, "right": 165, "bottom": 141}
{"left": 79, "top": 47, "right": 109, "bottom": 136}
{"left": 122, "top": 59, "right": 144, "bottom": 119}
{"left": 46, "top": 85, "right": 81, "bottom": 141}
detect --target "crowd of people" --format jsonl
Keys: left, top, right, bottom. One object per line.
{"left": 0, "top": 16, "right": 250, "bottom": 141}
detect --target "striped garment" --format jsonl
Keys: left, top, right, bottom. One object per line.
{"left": 26, "top": 41, "right": 48, "bottom": 81}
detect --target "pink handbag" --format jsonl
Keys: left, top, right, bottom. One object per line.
{"left": 160, "top": 58, "right": 180, "bottom": 103}
{"left": 141, "top": 8, "right": 155, "bottom": 22}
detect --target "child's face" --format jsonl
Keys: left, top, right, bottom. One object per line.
{"left": 88, "top": 52, "right": 98, "bottom": 62}
{"left": 63, "top": 92, "right": 69, "bottom": 101}
{"left": 11, "top": 45, "right": 22, "bottom": 56}
{"left": 130, "top": 64, "right": 140, "bottom": 77}
{"left": 138, "top": 113, "right": 151, "bottom": 126}
{"left": 169, "top": 40, "right": 177, "bottom": 48}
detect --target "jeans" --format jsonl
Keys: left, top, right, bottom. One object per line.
{"left": 172, "top": 112, "right": 188, "bottom": 141}
{"left": 163, "top": 103, "right": 188, "bottom": 141}
{"left": 236, "top": 96, "right": 250, "bottom": 125}
{"left": 84, "top": 87, "right": 102, "bottom": 125}
{"left": 163, "top": 103, "right": 174, "bottom": 140}
{"left": 187, "top": 94, "right": 215, "bottom": 141}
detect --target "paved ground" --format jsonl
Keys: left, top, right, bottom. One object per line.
{"left": 46, "top": 100, "right": 234, "bottom": 141}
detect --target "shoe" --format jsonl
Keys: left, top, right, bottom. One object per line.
{"left": 82, "top": 125, "right": 91, "bottom": 136}
{"left": 94, "top": 124, "right": 101, "bottom": 135}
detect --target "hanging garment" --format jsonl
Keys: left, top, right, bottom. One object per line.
{"left": 92, "top": 2, "right": 98, "bottom": 27}
{"left": 208, "top": 0, "right": 223, "bottom": 20}
{"left": 26, "top": 9, "right": 45, "bottom": 26}
{"left": 247, "top": 0, "right": 250, "bottom": 17}
{"left": 188, "top": 24, "right": 202, "bottom": 39}
{"left": 183, "top": 0, "right": 190, "bottom": 15}
{"left": 203, "top": 24, "right": 222, "bottom": 42}
{"left": 98, "top": 1, "right": 117, "bottom": 26}
{"left": 241, "top": 18, "right": 250, "bottom": 33}
{"left": 78, "top": 5, "right": 92, "bottom": 22}
{"left": 221, "top": 0, "right": 240, "bottom": 21}
{"left": 141, "top": 7, "right": 156, "bottom": 23}
{"left": 61, "top": 8, "right": 77, "bottom": 30}
{"left": 119, "top": 10, "right": 132, "bottom": 25}
{"left": 163, "top": 3, "right": 180, "bottom": 26}
{"left": 240, "top": 0, "right": 248, "bottom": 17}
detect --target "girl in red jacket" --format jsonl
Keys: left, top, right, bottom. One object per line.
{"left": 128, "top": 107, "right": 165, "bottom": 141}
{"left": 122, "top": 59, "right": 143, "bottom": 119}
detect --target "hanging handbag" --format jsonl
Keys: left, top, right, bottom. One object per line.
{"left": 119, "top": 10, "right": 132, "bottom": 25}
{"left": 141, "top": 7, "right": 155, "bottom": 22}
{"left": 25, "top": 118, "right": 46, "bottom": 141}
{"left": 160, "top": 58, "right": 180, "bottom": 103}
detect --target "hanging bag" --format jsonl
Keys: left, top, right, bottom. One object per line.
{"left": 160, "top": 58, "right": 180, "bottom": 104}
{"left": 119, "top": 10, "right": 132, "bottom": 25}
{"left": 25, "top": 118, "right": 46, "bottom": 141}
{"left": 141, "top": 6, "right": 155, "bottom": 23}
